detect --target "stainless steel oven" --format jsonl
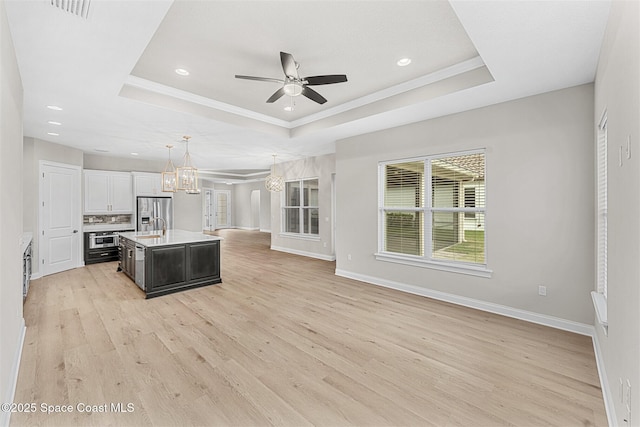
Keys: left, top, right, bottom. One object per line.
{"left": 88, "top": 232, "right": 119, "bottom": 249}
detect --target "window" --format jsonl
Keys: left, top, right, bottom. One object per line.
{"left": 593, "top": 111, "right": 608, "bottom": 332}
{"left": 283, "top": 178, "right": 319, "bottom": 236}
{"left": 378, "top": 151, "right": 487, "bottom": 275}
{"left": 596, "top": 114, "right": 608, "bottom": 299}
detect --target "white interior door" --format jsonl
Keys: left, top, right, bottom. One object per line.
{"left": 40, "top": 162, "right": 81, "bottom": 276}
{"left": 214, "top": 190, "right": 231, "bottom": 229}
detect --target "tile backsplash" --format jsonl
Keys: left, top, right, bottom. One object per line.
{"left": 83, "top": 214, "right": 132, "bottom": 225}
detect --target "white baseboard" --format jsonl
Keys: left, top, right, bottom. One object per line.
{"left": 334, "top": 269, "right": 593, "bottom": 336}
{"left": 1, "top": 319, "right": 26, "bottom": 427}
{"left": 271, "top": 245, "right": 336, "bottom": 262}
{"left": 592, "top": 331, "right": 617, "bottom": 427}
{"left": 232, "top": 227, "right": 271, "bottom": 233}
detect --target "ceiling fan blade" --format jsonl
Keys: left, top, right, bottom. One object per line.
{"left": 235, "top": 75, "right": 284, "bottom": 84}
{"left": 304, "top": 74, "right": 348, "bottom": 86}
{"left": 280, "top": 52, "right": 299, "bottom": 79}
{"left": 266, "top": 87, "right": 286, "bottom": 103}
{"left": 301, "top": 86, "right": 327, "bottom": 104}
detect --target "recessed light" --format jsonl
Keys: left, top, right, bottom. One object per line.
{"left": 48, "top": 121, "right": 62, "bottom": 125}
{"left": 47, "top": 132, "right": 59, "bottom": 136}
{"left": 131, "top": 152, "right": 139, "bottom": 156}
{"left": 397, "top": 58, "right": 412, "bottom": 67}
{"left": 284, "top": 106, "right": 294, "bottom": 112}
{"left": 47, "top": 105, "right": 63, "bottom": 111}
{"left": 94, "top": 148, "right": 109, "bottom": 153}
{"left": 175, "top": 68, "right": 190, "bottom": 76}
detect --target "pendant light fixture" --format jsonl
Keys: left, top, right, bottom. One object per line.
{"left": 265, "top": 154, "right": 284, "bottom": 192}
{"left": 161, "top": 144, "right": 177, "bottom": 192}
{"left": 176, "top": 135, "right": 199, "bottom": 193}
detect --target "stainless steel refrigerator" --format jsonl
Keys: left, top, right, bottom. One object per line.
{"left": 137, "top": 196, "right": 173, "bottom": 232}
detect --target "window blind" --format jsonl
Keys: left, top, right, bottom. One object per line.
{"left": 597, "top": 116, "right": 608, "bottom": 298}
{"left": 380, "top": 151, "right": 486, "bottom": 266}
{"left": 383, "top": 162, "right": 424, "bottom": 256}
{"left": 431, "top": 153, "right": 485, "bottom": 264}
{"left": 283, "top": 179, "right": 319, "bottom": 235}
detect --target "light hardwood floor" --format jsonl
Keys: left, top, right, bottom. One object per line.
{"left": 12, "top": 229, "right": 606, "bottom": 426}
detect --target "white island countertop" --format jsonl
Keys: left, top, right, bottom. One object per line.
{"left": 118, "top": 229, "right": 222, "bottom": 247}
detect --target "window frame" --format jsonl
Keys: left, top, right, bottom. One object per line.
{"left": 596, "top": 113, "right": 608, "bottom": 300}
{"left": 281, "top": 177, "right": 320, "bottom": 239}
{"left": 592, "top": 110, "right": 608, "bottom": 333}
{"left": 375, "top": 149, "right": 491, "bottom": 278}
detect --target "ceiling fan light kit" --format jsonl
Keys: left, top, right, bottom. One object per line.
{"left": 283, "top": 80, "right": 303, "bottom": 97}
{"left": 235, "top": 51, "right": 347, "bottom": 105}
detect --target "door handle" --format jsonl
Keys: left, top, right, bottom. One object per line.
{"left": 73, "top": 230, "right": 78, "bottom": 233}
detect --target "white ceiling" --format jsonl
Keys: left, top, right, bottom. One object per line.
{"left": 5, "top": 0, "right": 610, "bottom": 178}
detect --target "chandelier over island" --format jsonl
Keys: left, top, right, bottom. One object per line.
{"left": 176, "top": 135, "right": 200, "bottom": 194}
{"left": 161, "top": 144, "right": 177, "bottom": 193}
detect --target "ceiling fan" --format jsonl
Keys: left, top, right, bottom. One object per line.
{"left": 235, "top": 52, "right": 347, "bottom": 105}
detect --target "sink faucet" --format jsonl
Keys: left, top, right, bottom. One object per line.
{"left": 151, "top": 217, "right": 166, "bottom": 236}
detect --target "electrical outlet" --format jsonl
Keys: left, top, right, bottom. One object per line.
{"left": 323, "top": 242, "right": 327, "bottom": 248}
{"left": 538, "top": 285, "right": 547, "bottom": 296}
{"left": 348, "top": 254, "right": 352, "bottom": 261}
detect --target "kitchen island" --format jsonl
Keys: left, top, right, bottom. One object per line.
{"left": 118, "top": 230, "right": 222, "bottom": 299}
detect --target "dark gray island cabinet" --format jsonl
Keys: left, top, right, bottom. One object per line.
{"left": 118, "top": 230, "right": 222, "bottom": 299}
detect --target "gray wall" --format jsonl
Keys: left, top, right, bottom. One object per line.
{"left": 233, "top": 181, "right": 271, "bottom": 232}
{"left": 23, "top": 137, "right": 84, "bottom": 277}
{"left": 85, "top": 153, "right": 205, "bottom": 232}
{"left": 593, "top": 1, "right": 639, "bottom": 424}
{"left": 270, "top": 153, "right": 335, "bottom": 260}
{"left": 83, "top": 153, "right": 165, "bottom": 173}
{"left": 335, "top": 84, "right": 595, "bottom": 324}
{"left": 33, "top": 150, "right": 271, "bottom": 237}
{"left": 0, "top": 0, "right": 24, "bottom": 422}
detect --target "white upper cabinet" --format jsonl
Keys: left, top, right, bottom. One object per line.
{"left": 84, "top": 170, "right": 133, "bottom": 214}
{"left": 133, "top": 172, "right": 173, "bottom": 197}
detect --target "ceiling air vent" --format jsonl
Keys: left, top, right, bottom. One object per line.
{"left": 50, "top": 0, "right": 91, "bottom": 19}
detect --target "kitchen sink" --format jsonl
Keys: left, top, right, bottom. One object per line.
{"left": 136, "top": 235, "right": 162, "bottom": 239}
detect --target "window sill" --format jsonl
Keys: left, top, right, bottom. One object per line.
{"left": 374, "top": 252, "right": 492, "bottom": 278}
{"left": 279, "top": 233, "right": 321, "bottom": 242}
{"left": 590, "top": 291, "right": 608, "bottom": 335}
